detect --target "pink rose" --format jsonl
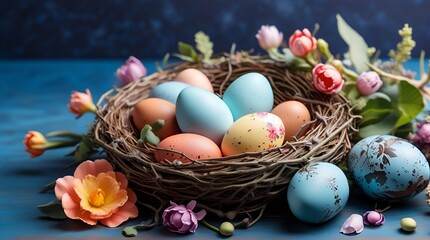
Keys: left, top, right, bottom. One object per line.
{"left": 115, "top": 56, "right": 147, "bottom": 86}
{"left": 256, "top": 25, "right": 284, "bottom": 50}
{"left": 356, "top": 71, "right": 383, "bottom": 95}
{"left": 312, "top": 63, "right": 344, "bottom": 95}
{"left": 288, "top": 28, "right": 317, "bottom": 57}
{"left": 162, "top": 200, "right": 206, "bottom": 234}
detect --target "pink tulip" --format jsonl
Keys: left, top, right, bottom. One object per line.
{"left": 340, "top": 214, "right": 364, "bottom": 235}
{"left": 68, "top": 89, "right": 96, "bottom": 118}
{"left": 312, "top": 63, "right": 345, "bottom": 95}
{"left": 256, "top": 25, "right": 284, "bottom": 50}
{"left": 162, "top": 200, "right": 206, "bottom": 234}
{"left": 54, "top": 159, "right": 138, "bottom": 227}
{"left": 289, "top": 28, "right": 317, "bottom": 57}
{"left": 356, "top": 71, "right": 383, "bottom": 95}
{"left": 115, "top": 56, "right": 147, "bottom": 86}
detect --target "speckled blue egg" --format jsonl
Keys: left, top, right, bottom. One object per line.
{"left": 176, "top": 86, "right": 233, "bottom": 145}
{"left": 287, "top": 162, "right": 349, "bottom": 224}
{"left": 348, "top": 135, "right": 430, "bottom": 202}
{"left": 222, "top": 72, "right": 274, "bottom": 120}
{"left": 149, "top": 81, "right": 190, "bottom": 104}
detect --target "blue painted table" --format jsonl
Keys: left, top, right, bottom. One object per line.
{"left": 1, "top": 59, "right": 429, "bottom": 239}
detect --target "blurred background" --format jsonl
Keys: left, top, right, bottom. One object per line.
{"left": 1, "top": 0, "right": 430, "bottom": 60}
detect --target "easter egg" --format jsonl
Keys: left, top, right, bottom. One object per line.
{"left": 348, "top": 135, "right": 430, "bottom": 202}
{"left": 271, "top": 101, "right": 311, "bottom": 142}
{"left": 131, "top": 98, "right": 181, "bottom": 140}
{"left": 221, "top": 112, "right": 284, "bottom": 156}
{"left": 175, "top": 68, "right": 214, "bottom": 92}
{"left": 222, "top": 72, "right": 274, "bottom": 120}
{"left": 287, "top": 162, "right": 349, "bottom": 224}
{"left": 149, "top": 81, "right": 190, "bottom": 104}
{"left": 176, "top": 86, "right": 233, "bottom": 145}
{"left": 155, "top": 133, "right": 222, "bottom": 163}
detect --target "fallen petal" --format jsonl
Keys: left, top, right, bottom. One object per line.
{"left": 340, "top": 214, "right": 364, "bottom": 234}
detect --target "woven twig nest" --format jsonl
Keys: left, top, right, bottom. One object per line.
{"left": 94, "top": 55, "right": 359, "bottom": 227}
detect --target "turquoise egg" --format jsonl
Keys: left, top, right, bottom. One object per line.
{"left": 222, "top": 72, "right": 274, "bottom": 120}
{"left": 287, "top": 162, "right": 349, "bottom": 224}
{"left": 149, "top": 81, "right": 190, "bottom": 104}
{"left": 348, "top": 135, "right": 430, "bottom": 202}
{"left": 176, "top": 86, "right": 233, "bottom": 145}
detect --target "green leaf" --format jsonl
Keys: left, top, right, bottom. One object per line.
{"left": 73, "top": 135, "right": 97, "bottom": 163}
{"left": 38, "top": 200, "right": 67, "bottom": 219}
{"left": 336, "top": 14, "right": 369, "bottom": 73}
{"left": 178, "top": 41, "right": 198, "bottom": 61}
{"left": 359, "top": 112, "right": 399, "bottom": 138}
{"left": 195, "top": 31, "right": 213, "bottom": 61}
{"left": 39, "top": 181, "right": 56, "bottom": 193}
{"left": 122, "top": 226, "right": 138, "bottom": 237}
{"left": 394, "top": 81, "right": 425, "bottom": 128}
{"left": 359, "top": 97, "right": 392, "bottom": 127}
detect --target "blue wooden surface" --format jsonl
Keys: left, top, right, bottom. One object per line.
{"left": 1, "top": 59, "right": 430, "bottom": 239}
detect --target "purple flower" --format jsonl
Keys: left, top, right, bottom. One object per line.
{"left": 414, "top": 122, "right": 430, "bottom": 144}
{"left": 363, "top": 211, "right": 385, "bottom": 226}
{"left": 340, "top": 214, "right": 364, "bottom": 235}
{"left": 162, "top": 200, "right": 206, "bottom": 234}
{"left": 256, "top": 25, "right": 284, "bottom": 50}
{"left": 356, "top": 71, "right": 383, "bottom": 96}
{"left": 115, "top": 56, "right": 147, "bottom": 86}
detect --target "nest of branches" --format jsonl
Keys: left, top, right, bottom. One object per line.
{"left": 93, "top": 55, "right": 360, "bottom": 228}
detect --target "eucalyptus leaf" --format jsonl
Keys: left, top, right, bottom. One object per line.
{"left": 38, "top": 200, "right": 67, "bottom": 219}
{"left": 177, "top": 41, "right": 198, "bottom": 61}
{"left": 122, "top": 226, "right": 138, "bottom": 237}
{"left": 195, "top": 31, "right": 213, "bottom": 61}
{"left": 394, "top": 80, "right": 425, "bottom": 128}
{"left": 336, "top": 14, "right": 369, "bottom": 73}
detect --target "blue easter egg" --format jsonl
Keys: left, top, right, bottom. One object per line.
{"left": 287, "top": 162, "right": 349, "bottom": 224}
{"left": 348, "top": 135, "right": 430, "bottom": 202}
{"left": 149, "top": 81, "right": 190, "bottom": 104}
{"left": 222, "top": 72, "right": 274, "bottom": 120}
{"left": 176, "top": 86, "right": 233, "bottom": 145}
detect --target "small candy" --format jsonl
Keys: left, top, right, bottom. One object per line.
{"left": 400, "top": 217, "right": 417, "bottom": 232}
{"left": 363, "top": 211, "right": 385, "bottom": 226}
{"left": 219, "top": 222, "right": 235, "bottom": 236}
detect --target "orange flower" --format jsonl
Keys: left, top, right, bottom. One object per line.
{"left": 23, "top": 131, "right": 47, "bottom": 158}
{"left": 55, "top": 159, "right": 138, "bottom": 227}
{"left": 68, "top": 89, "right": 97, "bottom": 118}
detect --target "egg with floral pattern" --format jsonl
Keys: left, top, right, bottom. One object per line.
{"left": 221, "top": 112, "right": 285, "bottom": 156}
{"left": 348, "top": 135, "right": 430, "bottom": 202}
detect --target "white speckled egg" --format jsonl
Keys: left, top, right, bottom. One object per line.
{"left": 348, "top": 135, "right": 430, "bottom": 202}
{"left": 221, "top": 112, "right": 284, "bottom": 156}
{"left": 287, "top": 162, "right": 349, "bottom": 224}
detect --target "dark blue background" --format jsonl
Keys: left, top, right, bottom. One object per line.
{"left": 1, "top": 0, "right": 430, "bottom": 59}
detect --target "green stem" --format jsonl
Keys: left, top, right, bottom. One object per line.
{"left": 201, "top": 219, "right": 219, "bottom": 233}
{"left": 303, "top": 53, "right": 317, "bottom": 67}
{"left": 33, "top": 140, "right": 80, "bottom": 150}
{"left": 45, "top": 131, "right": 83, "bottom": 141}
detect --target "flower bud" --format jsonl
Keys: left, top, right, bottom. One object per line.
{"left": 68, "top": 89, "right": 97, "bottom": 118}
{"left": 363, "top": 211, "right": 385, "bottom": 226}
{"left": 312, "top": 63, "right": 344, "bottom": 95}
{"left": 411, "top": 122, "right": 430, "bottom": 144}
{"left": 115, "top": 56, "right": 147, "bottom": 86}
{"left": 317, "top": 38, "right": 331, "bottom": 59}
{"left": 288, "top": 28, "right": 317, "bottom": 57}
{"left": 219, "top": 222, "right": 235, "bottom": 236}
{"left": 23, "top": 131, "right": 47, "bottom": 158}
{"left": 356, "top": 71, "right": 383, "bottom": 96}
{"left": 255, "top": 25, "right": 284, "bottom": 51}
